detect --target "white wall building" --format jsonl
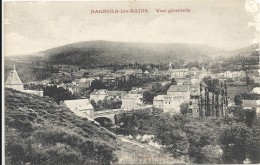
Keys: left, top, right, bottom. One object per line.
{"left": 121, "top": 93, "right": 144, "bottom": 110}
{"left": 153, "top": 85, "right": 190, "bottom": 113}
{"left": 64, "top": 99, "right": 94, "bottom": 118}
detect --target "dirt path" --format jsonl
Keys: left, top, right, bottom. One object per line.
{"left": 114, "top": 136, "right": 185, "bottom": 164}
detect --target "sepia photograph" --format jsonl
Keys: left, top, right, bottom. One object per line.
{"left": 2, "top": 0, "right": 260, "bottom": 164}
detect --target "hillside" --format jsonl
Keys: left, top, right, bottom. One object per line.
{"left": 5, "top": 88, "right": 119, "bottom": 165}
{"left": 40, "top": 40, "right": 221, "bottom": 66}
{"left": 225, "top": 44, "right": 259, "bottom": 57}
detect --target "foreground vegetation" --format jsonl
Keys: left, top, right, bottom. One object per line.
{"left": 114, "top": 107, "right": 260, "bottom": 164}
{"left": 5, "top": 89, "right": 119, "bottom": 165}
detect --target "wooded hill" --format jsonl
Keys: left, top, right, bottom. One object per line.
{"left": 40, "top": 40, "right": 221, "bottom": 66}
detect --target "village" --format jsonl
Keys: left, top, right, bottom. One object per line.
{"left": 5, "top": 52, "right": 260, "bottom": 127}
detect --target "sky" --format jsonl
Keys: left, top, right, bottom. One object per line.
{"left": 3, "top": 0, "right": 258, "bottom": 56}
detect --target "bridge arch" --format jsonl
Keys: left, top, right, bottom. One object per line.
{"left": 94, "top": 117, "right": 114, "bottom": 127}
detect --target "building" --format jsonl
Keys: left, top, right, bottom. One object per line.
{"left": 121, "top": 93, "right": 145, "bottom": 110}
{"left": 5, "top": 65, "right": 44, "bottom": 96}
{"left": 153, "top": 94, "right": 187, "bottom": 113}
{"left": 242, "top": 100, "right": 260, "bottom": 117}
{"left": 5, "top": 64, "right": 24, "bottom": 91}
{"left": 167, "top": 85, "right": 190, "bottom": 101}
{"left": 189, "top": 67, "right": 200, "bottom": 76}
{"left": 169, "top": 68, "right": 189, "bottom": 79}
{"left": 153, "top": 95, "right": 164, "bottom": 109}
{"left": 223, "top": 70, "right": 246, "bottom": 79}
{"left": 64, "top": 99, "right": 94, "bottom": 118}
{"left": 252, "top": 87, "right": 260, "bottom": 94}
{"left": 106, "top": 91, "right": 128, "bottom": 100}
{"left": 153, "top": 85, "right": 190, "bottom": 113}
{"left": 102, "top": 77, "right": 116, "bottom": 84}
{"left": 22, "top": 90, "right": 44, "bottom": 96}
{"left": 90, "top": 89, "right": 108, "bottom": 102}
{"left": 232, "top": 71, "right": 246, "bottom": 78}
{"left": 224, "top": 71, "right": 233, "bottom": 78}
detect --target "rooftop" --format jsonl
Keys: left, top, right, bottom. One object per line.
{"left": 5, "top": 65, "right": 23, "bottom": 85}
{"left": 64, "top": 99, "right": 94, "bottom": 111}
{"left": 190, "top": 67, "right": 199, "bottom": 71}
{"left": 167, "top": 85, "right": 189, "bottom": 92}
{"left": 170, "top": 68, "right": 189, "bottom": 72}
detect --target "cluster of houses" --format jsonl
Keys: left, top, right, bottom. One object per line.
{"left": 5, "top": 63, "right": 260, "bottom": 119}
{"left": 167, "top": 62, "right": 208, "bottom": 80}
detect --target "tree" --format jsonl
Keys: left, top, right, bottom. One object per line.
{"left": 170, "top": 78, "right": 177, "bottom": 85}
{"left": 219, "top": 122, "right": 255, "bottom": 164}
{"left": 90, "top": 79, "right": 106, "bottom": 91}
{"left": 234, "top": 94, "right": 243, "bottom": 106}
{"left": 180, "top": 102, "right": 189, "bottom": 117}
{"left": 143, "top": 90, "right": 156, "bottom": 104}
{"left": 200, "top": 145, "right": 222, "bottom": 164}
{"left": 154, "top": 114, "right": 189, "bottom": 158}
{"left": 43, "top": 86, "right": 77, "bottom": 104}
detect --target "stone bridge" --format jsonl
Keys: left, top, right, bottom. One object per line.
{"left": 93, "top": 108, "right": 124, "bottom": 126}
{"left": 92, "top": 105, "right": 153, "bottom": 127}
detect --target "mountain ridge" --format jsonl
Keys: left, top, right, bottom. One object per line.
{"left": 37, "top": 40, "right": 222, "bottom": 66}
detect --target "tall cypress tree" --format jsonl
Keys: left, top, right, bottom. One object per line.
{"left": 224, "top": 80, "right": 228, "bottom": 107}
{"left": 212, "top": 94, "right": 215, "bottom": 117}
{"left": 215, "top": 94, "right": 219, "bottom": 117}
{"left": 204, "top": 86, "right": 207, "bottom": 117}
{"left": 199, "top": 83, "right": 203, "bottom": 118}
{"left": 207, "top": 89, "right": 211, "bottom": 117}
{"left": 220, "top": 82, "right": 224, "bottom": 117}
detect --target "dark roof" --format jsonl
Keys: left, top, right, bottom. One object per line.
{"left": 77, "top": 84, "right": 89, "bottom": 88}
{"left": 168, "top": 85, "right": 189, "bottom": 92}
{"left": 183, "top": 80, "right": 193, "bottom": 85}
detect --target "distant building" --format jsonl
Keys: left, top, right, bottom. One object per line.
{"left": 5, "top": 64, "right": 24, "bottom": 91}
{"left": 169, "top": 68, "right": 189, "bottom": 79}
{"left": 86, "top": 77, "right": 95, "bottom": 86}
{"left": 121, "top": 93, "right": 145, "bottom": 110}
{"left": 224, "top": 71, "right": 233, "bottom": 78}
{"left": 102, "top": 77, "right": 116, "bottom": 84}
{"left": 242, "top": 100, "right": 260, "bottom": 117}
{"left": 189, "top": 67, "right": 199, "bottom": 74}
{"left": 79, "top": 78, "right": 87, "bottom": 83}
{"left": 64, "top": 99, "right": 94, "bottom": 118}
{"left": 223, "top": 70, "right": 246, "bottom": 79}
{"left": 252, "top": 87, "right": 260, "bottom": 94}
{"left": 90, "top": 89, "right": 108, "bottom": 102}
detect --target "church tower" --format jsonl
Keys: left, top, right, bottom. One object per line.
{"left": 169, "top": 61, "right": 172, "bottom": 70}
{"left": 5, "top": 64, "right": 24, "bottom": 91}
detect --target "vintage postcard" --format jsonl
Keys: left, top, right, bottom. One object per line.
{"left": 2, "top": 0, "right": 260, "bottom": 164}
